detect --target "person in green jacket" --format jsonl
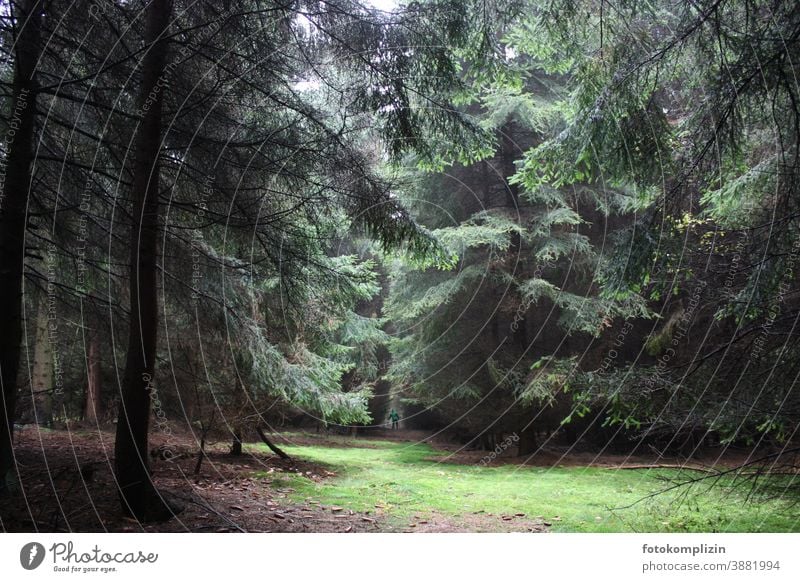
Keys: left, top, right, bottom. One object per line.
{"left": 388, "top": 408, "right": 400, "bottom": 429}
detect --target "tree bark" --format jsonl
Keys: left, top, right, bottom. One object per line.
{"left": 193, "top": 409, "right": 214, "bottom": 475}
{"left": 255, "top": 426, "right": 291, "bottom": 460}
{"left": 517, "top": 428, "right": 538, "bottom": 456}
{"left": 0, "top": 0, "right": 41, "bottom": 497}
{"left": 114, "top": 0, "right": 176, "bottom": 521}
{"left": 32, "top": 295, "right": 53, "bottom": 425}
{"left": 231, "top": 429, "right": 243, "bottom": 456}
{"left": 84, "top": 329, "right": 101, "bottom": 423}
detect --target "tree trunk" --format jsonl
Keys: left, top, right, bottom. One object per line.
{"left": 231, "top": 429, "right": 243, "bottom": 456}
{"left": 194, "top": 433, "right": 208, "bottom": 475}
{"left": 517, "top": 427, "right": 538, "bottom": 456}
{"left": 479, "top": 432, "right": 494, "bottom": 451}
{"left": 84, "top": 329, "right": 101, "bottom": 423}
{"left": 114, "top": 0, "right": 176, "bottom": 521}
{"left": 31, "top": 295, "right": 53, "bottom": 425}
{"left": 255, "top": 426, "right": 291, "bottom": 460}
{"left": 0, "top": 0, "right": 41, "bottom": 497}
{"left": 193, "top": 409, "right": 215, "bottom": 475}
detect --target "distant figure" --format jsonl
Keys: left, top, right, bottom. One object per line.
{"left": 388, "top": 408, "right": 400, "bottom": 430}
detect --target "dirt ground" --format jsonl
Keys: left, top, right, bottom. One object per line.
{"left": 0, "top": 425, "right": 550, "bottom": 533}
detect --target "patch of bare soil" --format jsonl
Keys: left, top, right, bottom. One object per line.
{"left": 0, "top": 425, "right": 382, "bottom": 533}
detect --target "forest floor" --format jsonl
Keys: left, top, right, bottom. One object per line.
{"left": 1, "top": 425, "right": 798, "bottom": 533}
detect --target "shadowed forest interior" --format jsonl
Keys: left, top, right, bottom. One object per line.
{"left": 1, "top": 0, "right": 799, "bottom": 533}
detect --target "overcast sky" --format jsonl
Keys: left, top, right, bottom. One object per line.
{"left": 367, "top": 0, "right": 398, "bottom": 12}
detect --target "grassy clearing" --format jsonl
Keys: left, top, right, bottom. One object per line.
{"left": 248, "top": 438, "right": 800, "bottom": 532}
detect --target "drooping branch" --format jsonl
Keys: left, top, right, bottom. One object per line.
{"left": 255, "top": 426, "right": 291, "bottom": 460}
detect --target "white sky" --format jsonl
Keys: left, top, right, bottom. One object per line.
{"left": 366, "top": 0, "right": 398, "bottom": 12}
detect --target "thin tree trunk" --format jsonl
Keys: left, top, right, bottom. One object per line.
{"left": 193, "top": 435, "right": 207, "bottom": 475}
{"left": 255, "top": 426, "right": 291, "bottom": 460}
{"left": 231, "top": 429, "right": 243, "bottom": 456}
{"left": 32, "top": 295, "right": 53, "bottom": 425}
{"left": 193, "top": 409, "right": 215, "bottom": 475}
{"left": 114, "top": 0, "right": 176, "bottom": 521}
{"left": 84, "top": 329, "right": 101, "bottom": 423}
{"left": 0, "top": 0, "right": 41, "bottom": 497}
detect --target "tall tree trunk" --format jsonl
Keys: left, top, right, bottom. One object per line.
{"left": 114, "top": 0, "right": 176, "bottom": 521}
{"left": 84, "top": 328, "right": 101, "bottom": 423}
{"left": 0, "top": 0, "right": 41, "bottom": 497}
{"left": 31, "top": 295, "right": 53, "bottom": 425}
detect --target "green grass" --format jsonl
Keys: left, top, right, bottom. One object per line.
{"left": 250, "top": 438, "right": 799, "bottom": 532}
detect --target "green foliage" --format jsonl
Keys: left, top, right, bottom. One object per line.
{"left": 242, "top": 323, "right": 370, "bottom": 425}
{"left": 435, "top": 212, "right": 524, "bottom": 255}
{"left": 517, "top": 356, "right": 575, "bottom": 406}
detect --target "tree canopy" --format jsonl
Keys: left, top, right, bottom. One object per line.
{"left": 1, "top": 0, "right": 798, "bottom": 522}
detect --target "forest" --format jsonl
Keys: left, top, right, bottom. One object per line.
{"left": 0, "top": 0, "right": 799, "bottom": 534}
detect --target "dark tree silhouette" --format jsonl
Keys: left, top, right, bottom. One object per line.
{"left": 0, "top": 0, "right": 41, "bottom": 497}
{"left": 113, "top": 0, "right": 177, "bottom": 522}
